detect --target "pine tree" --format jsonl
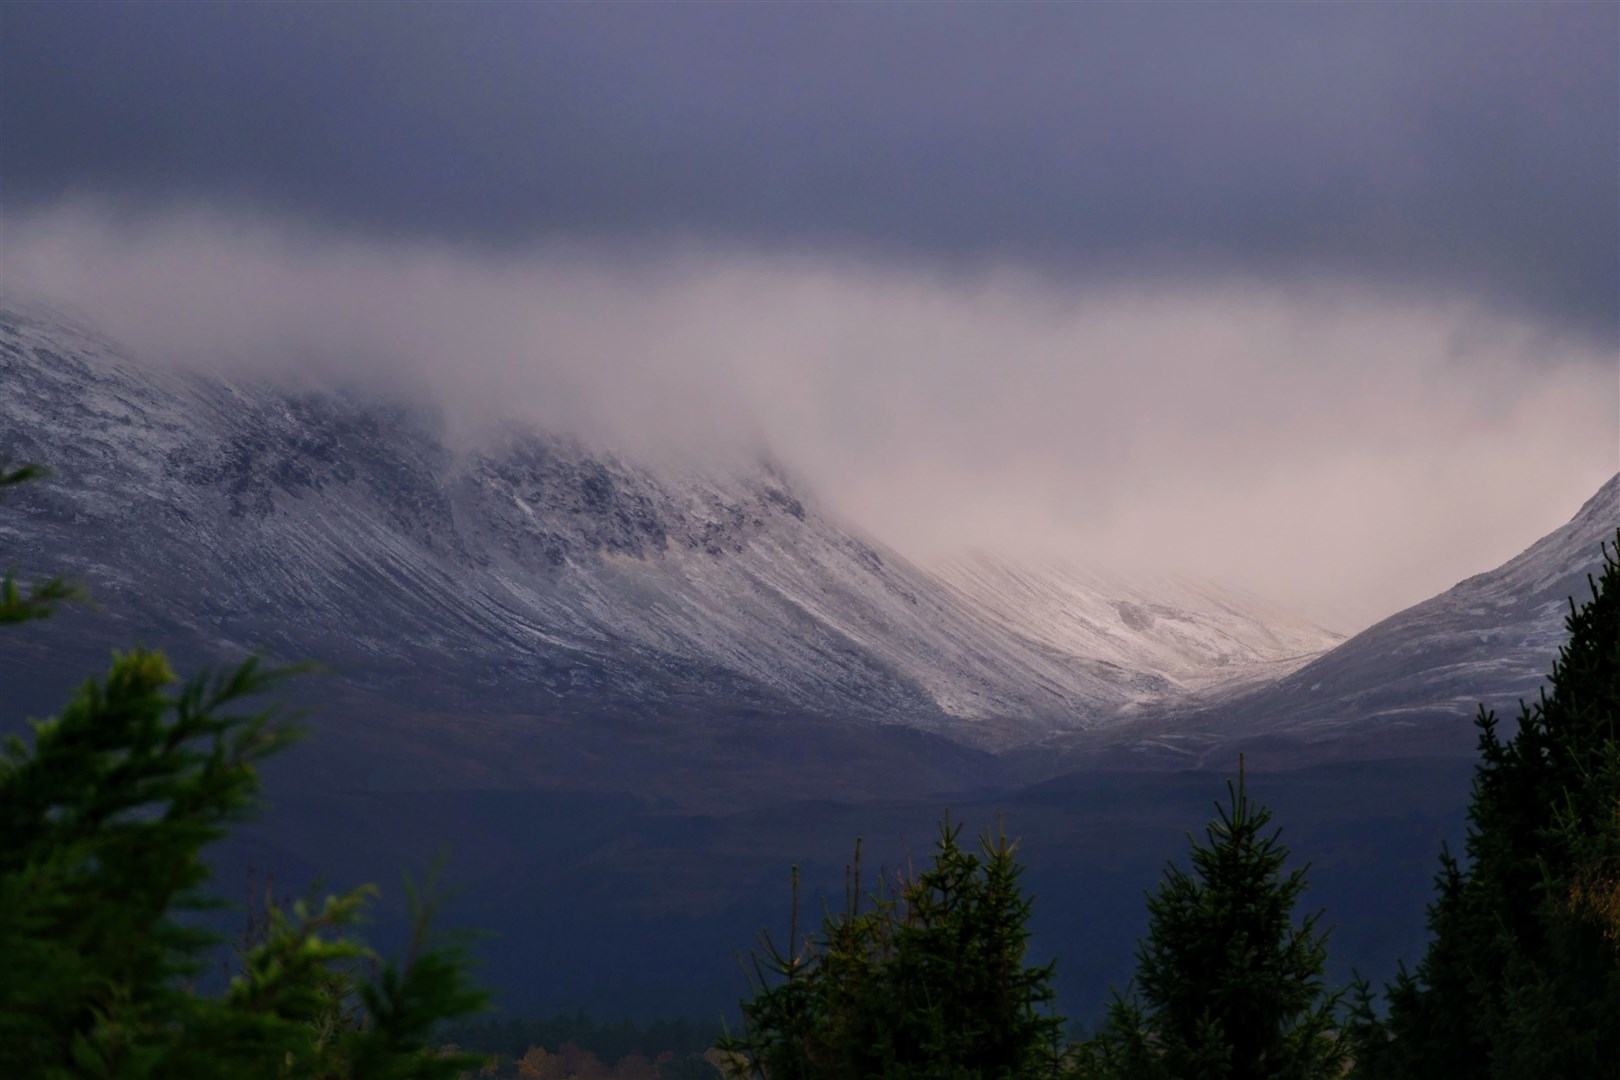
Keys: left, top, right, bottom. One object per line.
{"left": 1365, "top": 535, "right": 1620, "bottom": 1079}
{"left": 0, "top": 460, "right": 489, "bottom": 1077}
{"left": 1083, "top": 763, "right": 1347, "bottom": 1079}
{"left": 719, "top": 816, "right": 1070, "bottom": 1079}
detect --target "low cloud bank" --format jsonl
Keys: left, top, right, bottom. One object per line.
{"left": 8, "top": 205, "right": 1615, "bottom": 629}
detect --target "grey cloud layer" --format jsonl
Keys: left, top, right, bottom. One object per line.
{"left": 10, "top": 210, "right": 1617, "bottom": 630}
{"left": 3, "top": 3, "right": 1615, "bottom": 341}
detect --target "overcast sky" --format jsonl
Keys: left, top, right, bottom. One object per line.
{"left": 2, "top": 2, "right": 1616, "bottom": 629}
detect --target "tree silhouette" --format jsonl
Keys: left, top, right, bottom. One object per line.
{"left": 1083, "top": 761, "right": 1347, "bottom": 1079}
{"left": 0, "top": 460, "right": 488, "bottom": 1077}
{"left": 1362, "top": 535, "right": 1620, "bottom": 1078}
{"left": 720, "top": 816, "right": 1068, "bottom": 1079}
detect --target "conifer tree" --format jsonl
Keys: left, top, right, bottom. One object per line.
{"left": 0, "top": 459, "right": 489, "bottom": 1077}
{"left": 1363, "top": 535, "right": 1620, "bottom": 1079}
{"left": 1082, "top": 764, "right": 1347, "bottom": 1079}
{"left": 719, "top": 816, "right": 1069, "bottom": 1079}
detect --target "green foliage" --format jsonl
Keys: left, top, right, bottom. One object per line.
{"left": 719, "top": 816, "right": 1069, "bottom": 1080}
{"left": 1363, "top": 535, "right": 1620, "bottom": 1079}
{"left": 1081, "top": 766, "right": 1348, "bottom": 1079}
{"left": 0, "top": 461, "right": 489, "bottom": 1077}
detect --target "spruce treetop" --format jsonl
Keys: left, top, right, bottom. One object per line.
{"left": 1085, "top": 760, "right": 1347, "bottom": 1080}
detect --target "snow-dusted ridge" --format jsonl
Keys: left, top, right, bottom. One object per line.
{"left": 1, "top": 303, "right": 1341, "bottom": 746}
{"left": 1022, "top": 470, "right": 1620, "bottom": 769}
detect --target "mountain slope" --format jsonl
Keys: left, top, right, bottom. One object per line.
{"left": 0, "top": 303, "right": 1337, "bottom": 748}
{"left": 1019, "top": 472, "right": 1619, "bottom": 770}
{"left": 932, "top": 553, "right": 1341, "bottom": 702}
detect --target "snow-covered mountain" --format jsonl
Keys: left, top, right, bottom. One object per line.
{"left": 0, "top": 303, "right": 1339, "bottom": 747}
{"left": 1021, "top": 471, "right": 1620, "bottom": 769}
{"left": 932, "top": 554, "right": 1341, "bottom": 703}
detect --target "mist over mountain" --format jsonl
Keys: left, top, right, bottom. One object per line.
{"left": 11, "top": 208, "right": 1616, "bottom": 632}
{"left": 0, "top": 302, "right": 1342, "bottom": 750}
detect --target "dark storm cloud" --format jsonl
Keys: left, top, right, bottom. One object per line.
{"left": 3, "top": 2, "right": 1615, "bottom": 342}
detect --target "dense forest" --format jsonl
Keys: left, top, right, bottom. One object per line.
{"left": 3, "top": 455, "right": 1616, "bottom": 1078}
